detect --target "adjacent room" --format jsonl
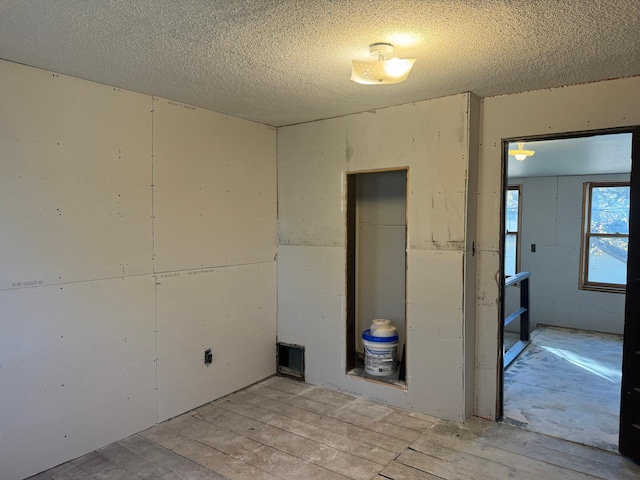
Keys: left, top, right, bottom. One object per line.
{"left": 1, "top": 2, "right": 640, "bottom": 479}
{"left": 502, "top": 134, "right": 631, "bottom": 451}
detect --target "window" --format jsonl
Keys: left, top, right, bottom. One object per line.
{"left": 580, "top": 182, "right": 630, "bottom": 292}
{"left": 505, "top": 185, "right": 521, "bottom": 277}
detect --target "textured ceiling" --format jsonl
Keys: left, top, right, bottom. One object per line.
{"left": 0, "top": 1, "right": 639, "bottom": 127}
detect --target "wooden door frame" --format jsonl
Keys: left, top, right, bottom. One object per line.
{"left": 619, "top": 126, "right": 640, "bottom": 461}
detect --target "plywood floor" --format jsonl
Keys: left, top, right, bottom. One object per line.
{"left": 28, "top": 376, "right": 639, "bottom": 480}
{"left": 504, "top": 326, "right": 623, "bottom": 451}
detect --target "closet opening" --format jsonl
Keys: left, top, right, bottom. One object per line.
{"left": 346, "top": 168, "right": 408, "bottom": 388}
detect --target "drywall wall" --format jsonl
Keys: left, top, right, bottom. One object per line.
{"left": 476, "top": 76, "right": 640, "bottom": 420}
{"left": 0, "top": 277, "right": 157, "bottom": 479}
{"left": 0, "top": 60, "right": 155, "bottom": 480}
{"left": 0, "top": 60, "right": 277, "bottom": 480}
{"left": 156, "top": 262, "right": 276, "bottom": 422}
{"left": 0, "top": 64, "right": 154, "bottom": 288}
{"left": 152, "top": 98, "right": 276, "bottom": 272}
{"left": 277, "top": 94, "right": 477, "bottom": 421}
{"left": 152, "top": 96, "right": 277, "bottom": 423}
{"left": 504, "top": 174, "right": 628, "bottom": 335}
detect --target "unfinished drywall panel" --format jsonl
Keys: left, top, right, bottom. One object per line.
{"left": 277, "top": 119, "right": 349, "bottom": 247}
{"left": 278, "top": 94, "right": 474, "bottom": 420}
{"left": 356, "top": 225, "right": 406, "bottom": 347}
{"left": 156, "top": 262, "right": 276, "bottom": 422}
{"left": 405, "top": 249, "right": 465, "bottom": 420}
{"left": 152, "top": 97, "right": 278, "bottom": 423}
{"left": 0, "top": 275, "right": 156, "bottom": 480}
{"left": 348, "top": 102, "right": 469, "bottom": 252}
{"left": 277, "top": 244, "right": 413, "bottom": 409}
{"left": 502, "top": 176, "right": 557, "bottom": 334}
{"left": 0, "top": 60, "right": 153, "bottom": 289}
{"left": 152, "top": 98, "right": 276, "bottom": 273}
{"left": 0, "top": 57, "right": 279, "bottom": 478}
{"left": 524, "top": 244, "right": 624, "bottom": 330}
{"left": 514, "top": 177, "right": 558, "bottom": 247}
{"left": 504, "top": 173, "right": 628, "bottom": 334}
{"left": 475, "top": 249, "right": 502, "bottom": 420}
{"left": 277, "top": 245, "right": 347, "bottom": 384}
{"left": 278, "top": 97, "right": 469, "bottom": 251}
{"left": 277, "top": 245, "right": 466, "bottom": 419}
{"left": 476, "top": 76, "right": 640, "bottom": 419}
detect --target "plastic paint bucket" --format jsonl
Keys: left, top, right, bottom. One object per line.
{"left": 362, "top": 329, "right": 399, "bottom": 377}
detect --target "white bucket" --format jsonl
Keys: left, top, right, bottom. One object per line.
{"left": 362, "top": 329, "right": 399, "bottom": 377}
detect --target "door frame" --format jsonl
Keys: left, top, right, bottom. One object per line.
{"left": 497, "top": 127, "right": 638, "bottom": 458}
{"left": 619, "top": 126, "right": 640, "bottom": 461}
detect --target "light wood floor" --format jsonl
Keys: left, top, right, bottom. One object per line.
{"left": 28, "top": 376, "right": 640, "bottom": 480}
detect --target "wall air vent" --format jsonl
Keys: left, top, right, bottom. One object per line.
{"left": 277, "top": 342, "right": 305, "bottom": 380}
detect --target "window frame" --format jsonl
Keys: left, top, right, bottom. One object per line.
{"left": 505, "top": 185, "right": 522, "bottom": 278}
{"left": 579, "top": 181, "right": 630, "bottom": 293}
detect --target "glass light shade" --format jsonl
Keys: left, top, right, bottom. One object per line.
{"left": 384, "top": 58, "right": 415, "bottom": 77}
{"left": 509, "top": 142, "right": 535, "bottom": 161}
{"left": 351, "top": 58, "right": 416, "bottom": 84}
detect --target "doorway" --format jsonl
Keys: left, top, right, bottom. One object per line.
{"left": 499, "top": 130, "right": 637, "bottom": 455}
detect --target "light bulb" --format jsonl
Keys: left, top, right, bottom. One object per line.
{"left": 351, "top": 43, "right": 416, "bottom": 84}
{"left": 384, "top": 58, "right": 415, "bottom": 78}
{"left": 515, "top": 153, "right": 527, "bottom": 161}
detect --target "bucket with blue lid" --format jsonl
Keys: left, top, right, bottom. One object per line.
{"left": 362, "top": 319, "right": 399, "bottom": 377}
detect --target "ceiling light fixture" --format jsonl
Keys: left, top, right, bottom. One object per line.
{"left": 509, "top": 142, "right": 535, "bottom": 161}
{"left": 351, "top": 43, "right": 416, "bottom": 85}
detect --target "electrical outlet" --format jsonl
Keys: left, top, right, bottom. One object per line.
{"left": 204, "top": 347, "right": 213, "bottom": 365}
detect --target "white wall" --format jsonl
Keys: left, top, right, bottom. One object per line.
{"left": 0, "top": 60, "right": 277, "bottom": 480}
{"left": 152, "top": 97, "right": 277, "bottom": 423}
{"left": 505, "top": 174, "right": 628, "bottom": 335}
{"left": 476, "top": 76, "right": 640, "bottom": 420}
{"left": 277, "top": 94, "right": 478, "bottom": 421}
